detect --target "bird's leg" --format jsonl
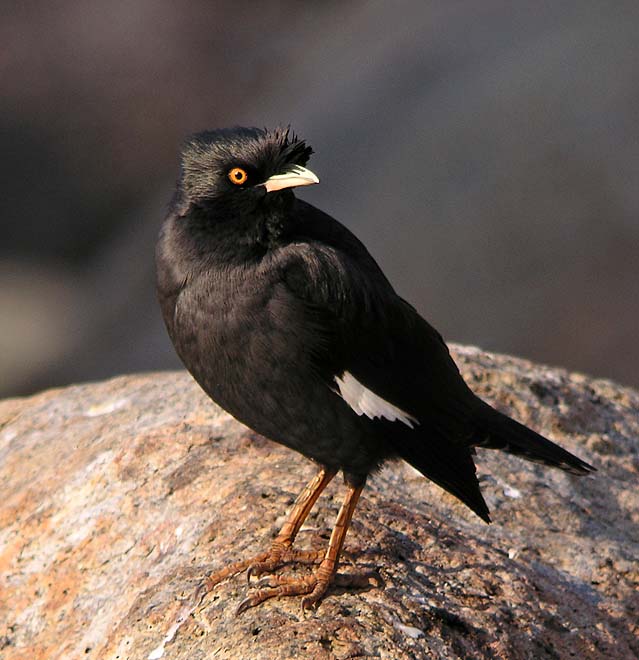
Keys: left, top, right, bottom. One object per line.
{"left": 300, "top": 475, "right": 364, "bottom": 609}
{"left": 237, "top": 475, "right": 365, "bottom": 614}
{"left": 246, "top": 466, "right": 337, "bottom": 579}
{"left": 196, "top": 467, "right": 336, "bottom": 602}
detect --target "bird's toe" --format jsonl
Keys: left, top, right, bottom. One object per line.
{"left": 236, "top": 574, "right": 318, "bottom": 616}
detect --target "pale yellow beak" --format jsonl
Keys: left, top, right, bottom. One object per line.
{"left": 263, "top": 165, "right": 320, "bottom": 193}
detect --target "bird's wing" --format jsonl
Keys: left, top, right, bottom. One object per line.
{"left": 285, "top": 200, "right": 478, "bottom": 423}
{"left": 279, "top": 202, "right": 490, "bottom": 521}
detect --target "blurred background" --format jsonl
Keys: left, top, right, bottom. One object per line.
{"left": 2, "top": 1, "right": 638, "bottom": 398}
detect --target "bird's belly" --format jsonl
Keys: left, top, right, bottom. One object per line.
{"left": 171, "top": 285, "right": 379, "bottom": 472}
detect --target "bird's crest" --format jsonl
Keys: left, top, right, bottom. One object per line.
{"left": 266, "top": 126, "right": 314, "bottom": 170}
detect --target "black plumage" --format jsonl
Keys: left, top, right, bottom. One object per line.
{"left": 156, "top": 126, "right": 594, "bottom": 611}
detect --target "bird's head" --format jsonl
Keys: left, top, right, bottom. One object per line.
{"left": 177, "top": 127, "right": 318, "bottom": 219}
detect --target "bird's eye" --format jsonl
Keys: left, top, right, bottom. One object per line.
{"left": 228, "top": 167, "right": 248, "bottom": 185}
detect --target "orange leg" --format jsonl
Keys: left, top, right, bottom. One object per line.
{"left": 237, "top": 478, "right": 365, "bottom": 614}
{"left": 246, "top": 466, "right": 338, "bottom": 580}
{"left": 195, "top": 467, "right": 337, "bottom": 603}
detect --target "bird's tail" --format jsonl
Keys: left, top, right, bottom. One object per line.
{"left": 474, "top": 406, "right": 595, "bottom": 475}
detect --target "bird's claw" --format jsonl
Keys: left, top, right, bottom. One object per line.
{"left": 245, "top": 542, "right": 291, "bottom": 583}
{"left": 246, "top": 558, "right": 276, "bottom": 583}
{"left": 235, "top": 574, "right": 321, "bottom": 616}
{"left": 254, "top": 575, "right": 280, "bottom": 589}
{"left": 300, "top": 579, "right": 329, "bottom": 611}
{"left": 193, "top": 580, "right": 212, "bottom": 608}
{"left": 236, "top": 595, "right": 257, "bottom": 616}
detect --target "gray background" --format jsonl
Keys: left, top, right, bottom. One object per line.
{"left": 2, "top": 1, "right": 638, "bottom": 398}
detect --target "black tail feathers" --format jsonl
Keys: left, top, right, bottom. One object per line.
{"left": 393, "top": 434, "right": 492, "bottom": 523}
{"left": 475, "top": 407, "right": 595, "bottom": 475}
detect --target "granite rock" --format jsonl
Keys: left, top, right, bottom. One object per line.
{"left": 0, "top": 346, "right": 637, "bottom": 659}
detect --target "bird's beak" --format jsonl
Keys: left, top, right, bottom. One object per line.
{"left": 262, "top": 165, "right": 320, "bottom": 193}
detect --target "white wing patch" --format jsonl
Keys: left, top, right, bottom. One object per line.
{"left": 334, "top": 371, "right": 418, "bottom": 429}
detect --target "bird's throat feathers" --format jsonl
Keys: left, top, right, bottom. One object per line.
{"left": 170, "top": 194, "right": 298, "bottom": 269}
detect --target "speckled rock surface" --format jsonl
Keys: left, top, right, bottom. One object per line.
{"left": 0, "top": 346, "right": 637, "bottom": 660}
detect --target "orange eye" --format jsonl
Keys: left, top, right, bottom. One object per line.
{"left": 228, "top": 167, "right": 248, "bottom": 185}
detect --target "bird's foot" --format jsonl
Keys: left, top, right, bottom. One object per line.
{"left": 237, "top": 478, "right": 366, "bottom": 614}
{"left": 237, "top": 559, "right": 335, "bottom": 615}
{"left": 193, "top": 551, "right": 271, "bottom": 605}
{"left": 194, "top": 472, "right": 365, "bottom": 615}
{"left": 247, "top": 545, "right": 324, "bottom": 581}
{"left": 193, "top": 543, "right": 324, "bottom": 608}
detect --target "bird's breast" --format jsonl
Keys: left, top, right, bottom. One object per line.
{"left": 166, "top": 267, "right": 373, "bottom": 467}
{"left": 170, "top": 269, "right": 308, "bottom": 416}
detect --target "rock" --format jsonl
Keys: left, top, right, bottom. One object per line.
{"left": 0, "top": 346, "right": 637, "bottom": 660}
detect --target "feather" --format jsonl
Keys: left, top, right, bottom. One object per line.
{"left": 334, "top": 371, "right": 418, "bottom": 428}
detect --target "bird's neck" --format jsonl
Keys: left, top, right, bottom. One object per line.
{"left": 187, "top": 195, "right": 297, "bottom": 260}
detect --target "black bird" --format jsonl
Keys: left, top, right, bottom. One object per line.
{"left": 155, "top": 126, "right": 594, "bottom": 612}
